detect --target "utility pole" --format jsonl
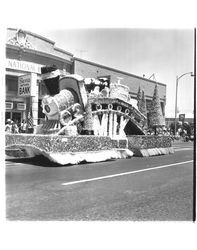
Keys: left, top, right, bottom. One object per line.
{"left": 174, "top": 76, "right": 179, "bottom": 135}
{"left": 174, "top": 72, "right": 193, "bottom": 135}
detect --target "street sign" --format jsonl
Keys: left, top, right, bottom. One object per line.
{"left": 179, "top": 114, "right": 185, "bottom": 121}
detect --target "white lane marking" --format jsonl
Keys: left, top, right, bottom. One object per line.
{"left": 174, "top": 148, "right": 193, "bottom": 151}
{"left": 62, "top": 160, "right": 193, "bottom": 186}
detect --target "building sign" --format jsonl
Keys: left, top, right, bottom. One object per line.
{"left": 6, "top": 59, "right": 43, "bottom": 74}
{"left": 179, "top": 114, "right": 185, "bottom": 121}
{"left": 18, "top": 74, "right": 31, "bottom": 96}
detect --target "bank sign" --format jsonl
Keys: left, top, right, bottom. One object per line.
{"left": 6, "top": 59, "right": 42, "bottom": 74}
{"left": 18, "top": 74, "right": 31, "bottom": 96}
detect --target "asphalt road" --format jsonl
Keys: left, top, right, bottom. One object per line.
{"left": 5, "top": 141, "right": 194, "bottom": 221}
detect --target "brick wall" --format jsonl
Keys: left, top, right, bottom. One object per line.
{"left": 73, "top": 58, "right": 166, "bottom": 102}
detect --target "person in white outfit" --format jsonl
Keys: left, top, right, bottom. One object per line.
{"left": 5, "top": 119, "right": 13, "bottom": 133}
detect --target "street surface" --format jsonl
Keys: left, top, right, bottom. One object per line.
{"left": 6, "top": 141, "right": 194, "bottom": 221}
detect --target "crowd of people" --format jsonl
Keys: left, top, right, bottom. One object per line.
{"left": 5, "top": 119, "right": 29, "bottom": 134}
{"left": 145, "top": 127, "right": 172, "bottom": 136}
{"left": 175, "top": 127, "right": 193, "bottom": 142}
{"left": 145, "top": 125, "right": 193, "bottom": 142}
{"left": 5, "top": 118, "right": 193, "bottom": 142}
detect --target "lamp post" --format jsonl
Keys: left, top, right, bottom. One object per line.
{"left": 174, "top": 72, "right": 194, "bottom": 135}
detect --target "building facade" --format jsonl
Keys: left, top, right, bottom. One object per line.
{"left": 73, "top": 57, "right": 166, "bottom": 122}
{"left": 6, "top": 28, "right": 73, "bottom": 125}
{"left": 5, "top": 28, "right": 166, "bottom": 126}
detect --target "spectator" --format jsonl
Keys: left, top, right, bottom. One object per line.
{"left": 20, "top": 119, "right": 27, "bottom": 133}
{"left": 12, "top": 122, "right": 19, "bottom": 134}
{"left": 5, "top": 119, "right": 13, "bottom": 133}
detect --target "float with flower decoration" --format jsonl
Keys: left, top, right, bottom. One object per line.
{"left": 5, "top": 66, "right": 174, "bottom": 165}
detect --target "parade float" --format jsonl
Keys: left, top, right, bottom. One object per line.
{"left": 5, "top": 66, "right": 174, "bottom": 165}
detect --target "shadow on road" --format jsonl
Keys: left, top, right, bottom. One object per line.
{"left": 5, "top": 155, "right": 117, "bottom": 168}
{"left": 6, "top": 155, "right": 62, "bottom": 167}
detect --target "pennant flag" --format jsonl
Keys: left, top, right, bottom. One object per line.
{"left": 27, "top": 108, "right": 33, "bottom": 128}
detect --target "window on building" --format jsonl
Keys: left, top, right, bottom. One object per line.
{"left": 6, "top": 75, "right": 18, "bottom": 92}
{"left": 39, "top": 81, "right": 49, "bottom": 97}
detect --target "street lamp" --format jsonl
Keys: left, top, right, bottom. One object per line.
{"left": 174, "top": 72, "right": 194, "bottom": 135}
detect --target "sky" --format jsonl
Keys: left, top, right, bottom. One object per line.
{"left": 1, "top": 1, "right": 195, "bottom": 119}
{"left": 35, "top": 28, "right": 194, "bottom": 118}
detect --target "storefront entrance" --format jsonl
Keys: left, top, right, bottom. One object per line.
{"left": 6, "top": 111, "right": 22, "bottom": 124}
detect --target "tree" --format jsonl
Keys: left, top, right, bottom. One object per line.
{"left": 149, "top": 84, "right": 165, "bottom": 134}
{"left": 139, "top": 90, "right": 147, "bottom": 117}
{"left": 138, "top": 90, "right": 147, "bottom": 128}
{"left": 137, "top": 86, "right": 141, "bottom": 109}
